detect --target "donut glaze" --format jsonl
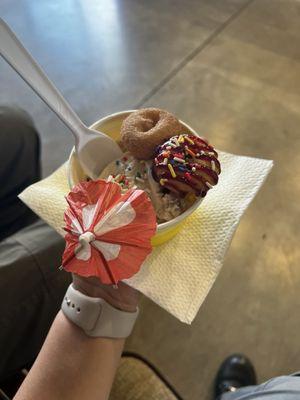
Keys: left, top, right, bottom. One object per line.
{"left": 152, "top": 134, "right": 221, "bottom": 198}
{"left": 121, "top": 108, "right": 186, "bottom": 160}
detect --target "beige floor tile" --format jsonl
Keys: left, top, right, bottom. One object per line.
{"left": 126, "top": 1, "right": 300, "bottom": 399}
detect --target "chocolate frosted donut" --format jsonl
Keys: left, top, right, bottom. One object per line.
{"left": 152, "top": 134, "right": 221, "bottom": 198}
{"left": 121, "top": 108, "right": 186, "bottom": 160}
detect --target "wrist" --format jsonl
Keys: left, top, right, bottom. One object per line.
{"left": 72, "top": 275, "right": 139, "bottom": 313}
{"left": 62, "top": 284, "right": 139, "bottom": 338}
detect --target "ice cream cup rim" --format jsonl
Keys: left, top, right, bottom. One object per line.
{"left": 67, "top": 109, "right": 203, "bottom": 232}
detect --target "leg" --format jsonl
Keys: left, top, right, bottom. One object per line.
{"left": 0, "top": 106, "right": 41, "bottom": 241}
{"left": 215, "top": 354, "right": 257, "bottom": 398}
{"left": 221, "top": 375, "right": 300, "bottom": 399}
{"left": 216, "top": 355, "right": 300, "bottom": 400}
{"left": 0, "top": 220, "right": 70, "bottom": 379}
{"left": 0, "top": 106, "right": 71, "bottom": 379}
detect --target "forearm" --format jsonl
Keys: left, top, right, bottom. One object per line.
{"left": 14, "top": 310, "right": 124, "bottom": 400}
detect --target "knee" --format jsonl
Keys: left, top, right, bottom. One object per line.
{"left": 0, "top": 105, "right": 40, "bottom": 146}
{"left": 0, "top": 105, "right": 34, "bottom": 127}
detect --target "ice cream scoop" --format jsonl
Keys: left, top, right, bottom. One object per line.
{"left": 99, "top": 153, "right": 187, "bottom": 223}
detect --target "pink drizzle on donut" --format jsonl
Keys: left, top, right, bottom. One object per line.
{"left": 152, "top": 134, "right": 221, "bottom": 197}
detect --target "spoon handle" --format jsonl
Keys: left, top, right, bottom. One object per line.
{"left": 0, "top": 18, "right": 85, "bottom": 144}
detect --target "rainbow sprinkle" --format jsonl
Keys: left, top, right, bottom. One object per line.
{"left": 185, "top": 136, "right": 195, "bottom": 145}
{"left": 172, "top": 137, "right": 180, "bottom": 147}
{"left": 186, "top": 147, "right": 196, "bottom": 157}
{"left": 184, "top": 172, "right": 192, "bottom": 181}
{"left": 159, "top": 178, "right": 168, "bottom": 186}
{"left": 174, "top": 157, "right": 185, "bottom": 164}
{"left": 168, "top": 163, "right": 176, "bottom": 178}
{"left": 174, "top": 152, "right": 183, "bottom": 158}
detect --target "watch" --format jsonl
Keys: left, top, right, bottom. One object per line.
{"left": 61, "top": 284, "right": 139, "bottom": 338}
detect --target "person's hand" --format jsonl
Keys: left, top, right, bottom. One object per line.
{"left": 72, "top": 274, "right": 139, "bottom": 312}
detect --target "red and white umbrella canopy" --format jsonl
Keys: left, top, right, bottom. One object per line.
{"left": 62, "top": 180, "right": 157, "bottom": 285}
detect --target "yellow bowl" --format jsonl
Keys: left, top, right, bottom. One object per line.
{"left": 67, "top": 110, "right": 203, "bottom": 246}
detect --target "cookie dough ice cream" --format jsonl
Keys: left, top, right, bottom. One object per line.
{"left": 98, "top": 108, "right": 221, "bottom": 223}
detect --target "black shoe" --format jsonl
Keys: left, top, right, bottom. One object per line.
{"left": 214, "top": 354, "right": 257, "bottom": 399}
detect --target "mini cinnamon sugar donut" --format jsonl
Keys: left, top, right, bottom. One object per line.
{"left": 120, "top": 108, "right": 187, "bottom": 160}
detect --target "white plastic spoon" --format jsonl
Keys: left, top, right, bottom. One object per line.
{"left": 0, "top": 18, "right": 123, "bottom": 179}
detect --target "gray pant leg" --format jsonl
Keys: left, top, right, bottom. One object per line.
{"left": 0, "top": 220, "right": 70, "bottom": 379}
{"left": 0, "top": 106, "right": 71, "bottom": 378}
{"left": 0, "top": 106, "right": 41, "bottom": 241}
{"left": 221, "top": 375, "right": 300, "bottom": 400}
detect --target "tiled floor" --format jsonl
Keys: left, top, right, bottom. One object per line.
{"left": 1, "top": 1, "right": 300, "bottom": 399}
{"left": 0, "top": 0, "right": 250, "bottom": 176}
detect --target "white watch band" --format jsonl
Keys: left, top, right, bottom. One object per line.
{"left": 61, "top": 284, "right": 139, "bottom": 338}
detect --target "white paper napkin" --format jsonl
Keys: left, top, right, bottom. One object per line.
{"left": 19, "top": 151, "right": 273, "bottom": 323}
